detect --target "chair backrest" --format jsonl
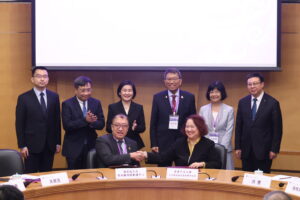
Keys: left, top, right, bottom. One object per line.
{"left": 214, "top": 144, "right": 227, "bottom": 169}
{"left": 86, "top": 149, "right": 99, "bottom": 169}
{"left": 0, "top": 149, "right": 24, "bottom": 177}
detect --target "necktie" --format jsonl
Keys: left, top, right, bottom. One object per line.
{"left": 40, "top": 92, "right": 47, "bottom": 114}
{"left": 82, "top": 101, "right": 87, "bottom": 117}
{"left": 171, "top": 95, "right": 176, "bottom": 114}
{"left": 252, "top": 98, "right": 257, "bottom": 121}
{"left": 117, "top": 140, "right": 124, "bottom": 154}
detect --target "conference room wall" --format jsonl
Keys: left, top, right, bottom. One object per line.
{"left": 0, "top": 2, "right": 299, "bottom": 171}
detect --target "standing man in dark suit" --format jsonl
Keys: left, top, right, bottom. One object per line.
{"left": 150, "top": 68, "right": 196, "bottom": 166}
{"left": 96, "top": 114, "right": 144, "bottom": 167}
{"left": 235, "top": 73, "right": 283, "bottom": 173}
{"left": 62, "top": 76, "right": 105, "bottom": 169}
{"left": 15, "top": 67, "right": 61, "bottom": 173}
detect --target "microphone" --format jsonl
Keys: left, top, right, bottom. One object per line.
{"left": 279, "top": 182, "right": 285, "bottom": 188}
{"left": 231, "top": 175, "right": 243, "bottom": 182}
{"left": 71, "top": 171, "right": 105, "bottom": 181}
{"left": 198, "top": 172, "right": 212, "bottom": 180}
{"left": 147, "top": 169, "right": 160, "bottom": 178}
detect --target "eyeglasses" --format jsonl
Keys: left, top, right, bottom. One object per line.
{"left": 34, "top": 75, "right": 49, "bottom": 79}
{"left": 247, "top": 82, "right": 261, "bottom": 87}
{"left": 112, "top": 124, "right": 129, "bottom": 129}
{"left": 78, "top": 88, "right": 92, "bottom": 93}
{"left": 165, "top": 78, "right": 180, "bottom": 82}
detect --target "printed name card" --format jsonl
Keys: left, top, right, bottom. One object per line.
{"left": 0, "top": 180, "right": 26, "bottom": 191}
{"left": 242, "top": 173, "right": 271, "bottom": 188}
{"left": 115, "top": 168, "right": 147, "bottom": 179}
{"left": 40, "top": 172, "right": 69, "bottom": 187}
{"left": 285, "top": 178, "right": 300, "bottom": 196}
{"left": 166, "top": 168, "right": 198, "bottom": 180}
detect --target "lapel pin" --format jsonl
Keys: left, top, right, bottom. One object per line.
{"left": 181, "top": 96, "right": 184, "bottom": 99}
{"left": 165, "top": 96, "right": 168, "bottom": 99}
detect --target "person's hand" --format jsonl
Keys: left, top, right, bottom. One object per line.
{"left": 269, "top": 151, "right": 277, "bottom": 160}
{"left": 132, "top": 120, "right": 137, "bottom": 131}
{"left": 130, "top": 151, "right": 145, "bottom": 162}
{"left": 85, "top": 111, "right": 97, "bottom": 123}
{"left": 20, "top": 147, "right": 29, "bottom": 158}
{"left": 56, "top": 145, "right": 61, "bottom": 153}
{"left": 151, "top": 147, "right": 159, "bottom": 153}
{"left": 189, "top": 162, "right": 205, "bottom": 168}
{"left": 235, "top": 149, "right": 242, "bottom": 159}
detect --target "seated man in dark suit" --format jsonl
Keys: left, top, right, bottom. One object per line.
{"left": 95, "top": 114, "right": 144, "bottom": 167}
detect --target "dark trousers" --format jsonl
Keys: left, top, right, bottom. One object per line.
{"left": 242, "top": 150, "right": 272, "bottom": 173}
{"left": 66, "top": 144, "right": 88, "bottom": 170}
{"left": 24, "top": 146, "right": 54, "bottom": 173}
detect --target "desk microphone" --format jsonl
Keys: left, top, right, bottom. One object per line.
{"left": 279, "top": 182, "right": 285, "bottom": 188}
{"left": 231, "top": 175, "right": 243, "bottom": 182}
{"left": 147, "top": 169, "right": 159, "bottom": 178}
{"left": 72, "top": 171, "right": 105, "bottom": 181}
{"left": 198, "top": 172, "right": 211, "bottom": 180}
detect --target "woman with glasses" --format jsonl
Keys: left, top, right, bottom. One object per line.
{"left": 199, "top": 81, "right": 234, "bottom": 170}
{"left": 106, "top": 80, "right": 145, "bottom": 150}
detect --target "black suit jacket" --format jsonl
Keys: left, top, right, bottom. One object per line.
{"left": 95, "top": 134, "right": 139, "bottom": 167}
{"left": 106, "top": 101, "right": 145, "bottom": 149}
{"left": 150, "top": 90, "right": 196, "bottom": 151}
{"left": 235, "top": 93, "right": 283, "bottom": 160}
{"left": 147, "top": 136, "right": 221, "bottom": 169}
{"left": 15, "top": 89, "right": 61, "bottom": 153}
{"left": 62, "top": 96, "right": 105, "bottom": 159}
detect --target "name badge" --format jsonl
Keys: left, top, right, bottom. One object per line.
{"left": 207, "top": 133, "right": 219, "bottom": 143}
{"left": 40, "top": 172, "right": 69, "bottom": 187}
{"left": 169, "top": 115, "right": 179, "bottom": 129}
{"left": 166, "top": 168, "right": 198, "bottom": 180}
{"left": 115, "top": 168, "right": 147, "bottom": 179}
{"left": 242, "top": 173, "right": 271, "bottom": 188}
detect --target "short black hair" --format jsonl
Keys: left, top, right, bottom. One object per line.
{"left": 74, "top": 76, "right": 92, "bottom": 89}
{"left": 117, "top": 80, "right": 137, "bottom": 99}
{"left": 206, "top": 81, "right": 227, "bottom": 101}
{"left": 246, "top": 72, "right": 265, "bottom": 83}
{"left": 163, "top": 68, "right": 182, "bottom": 80}
{"left": 32, "top": 67, "right": 48, "bottom": 77}
{"left": 0, "top": 185, "right": 24, "bottom": 200}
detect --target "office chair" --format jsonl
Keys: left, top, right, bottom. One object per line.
{"left": 86, "top": 149, "right": 99, "bottom": 169}
{"left": 0, "top": 149, "right": 24, "bottom": 177}
{"left": 214, "top": 144, "right": 227, "bottom": 169}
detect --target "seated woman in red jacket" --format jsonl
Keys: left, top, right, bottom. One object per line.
{"left": 144, "top": 115, "right": 221, "bottom": 169}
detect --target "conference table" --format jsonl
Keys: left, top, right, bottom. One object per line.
{"left": 22, "top": 168, "right": 299, "bottom": 200}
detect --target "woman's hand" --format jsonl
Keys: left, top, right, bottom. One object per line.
{"left": 189, "top": 162, "right": 205, "bottom": 168}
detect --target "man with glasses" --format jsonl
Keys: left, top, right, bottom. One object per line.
{"left": 95, "top": 114, "right": 143, "bottom": 167}
{"left": 16, "top": 67, "right": 61, "bottom": 173}
{"left": 62, "top": 76, "right": 105, "bottom": 169}
{"left": 150, "top": 68, "right": 196, "bottom": 166}
{"left": 235, "top": 73, "right": 283, "bottom": 173}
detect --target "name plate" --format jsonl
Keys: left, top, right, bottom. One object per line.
{"left": 0, "top": 180, "right": 26, "bottom": 191}
{"left": 40, "top": 172, "right": 69, "bottom": 187}
{"left": 115, "top": 168, "right": 147, "bottom": 179}
{"left": 166, "top": 168, "right": 198, "bottom": 180}
{"left": 285, "top": 178, "right": 300, "bottom": 196}
{"left": 242, "top": 173, "right": 271, "bottom": 188}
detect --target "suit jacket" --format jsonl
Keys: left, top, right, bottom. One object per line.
{"left": 199, "top": 103, "right": 234, "bottom": 152}
{"left": 235, "top": 93, "right": 283, "bottom": 160}
{"left": 95, "top": 134, "right": 139, "bottom": 167}
{"left": 15, "top": 89, "right": 61, "bottom": 153}
{"left": 150, "top": 90, "right": 196, "bottom": 152}
{"left": 106, "top": 101, "right": 145, "bottom": 149}
{"left": 147, "top": 136, "right": 221, "bottom": 169}
{"left": 62, "top": 96, "right": 105, "bottom": 159}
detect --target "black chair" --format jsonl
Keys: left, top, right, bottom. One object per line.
{"left": 0, "top": 149, "right": 24, "bottom": 177}
{"left": 86, "top": 149, "right": 99, "bottom": 169}
{"left": 214, "top": 144, "right": 227, "bottom": 169}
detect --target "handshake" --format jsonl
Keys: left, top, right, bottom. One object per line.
{"left": 130, "top": 151, "right": 148, "bottom": 162}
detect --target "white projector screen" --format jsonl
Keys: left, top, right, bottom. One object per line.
{"left": 32, "top": 0, "right": 281, "bottom": 71}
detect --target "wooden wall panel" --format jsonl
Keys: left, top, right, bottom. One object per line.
{"left": 1, "top": 2, "right": 300, "bottom": 171}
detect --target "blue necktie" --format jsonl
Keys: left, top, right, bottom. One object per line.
{"left": 252, "top": 98, "right": 257, "bottom": 121}
{"left": 82, "top": 101, "right": 87, "bottom": 117}
{"left": 40, "top": 92, "right": 47, "bottom": 114}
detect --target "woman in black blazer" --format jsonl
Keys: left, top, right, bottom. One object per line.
{"left": 145, "top": 115, "right": 221, "bottom": 169}
{"left": 106, "top": 80, "right": 146, "bottom": 149}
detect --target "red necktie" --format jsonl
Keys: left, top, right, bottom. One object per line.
{"left": 172, "top": 95, "right": 176, "bottom": 114}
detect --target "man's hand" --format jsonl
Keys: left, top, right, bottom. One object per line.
{"left": 20, "top": 147, "right": 29, "bottom": 158}
{"left": 151, "top": 147, "right": 159, "bottom": 153}
{"left": 56, "top": 145, "right": 61, "bottom": 153}
{"left": 85, "top": 111, "right": 98, "bottom": 123}
{"left": 130, "top": 151, "right": 145, "bottom": 162}
{"left": 269, "top": 151, "right": 277, "bottom": 160}
{"left": 189, "top": 162, "right": 205, "bottom": 168}
{"left": 235, "top": 149, "right": 242, "bottom": 159}
{"left": 132, "top": 120, "right": 137, "bottom": 131}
